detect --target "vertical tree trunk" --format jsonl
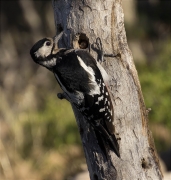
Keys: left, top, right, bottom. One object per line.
{"left": 52, "top": 0, "right": 163, "bottom": 179}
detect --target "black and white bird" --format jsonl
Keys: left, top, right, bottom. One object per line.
{"left": 30, "top": 32, "right": 120, "bottom": 157}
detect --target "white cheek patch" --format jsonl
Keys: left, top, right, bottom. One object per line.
{"left": 35, "top": 44, "right": 52, "bottom": 58}
{"left": 34, "top": 51, "right": 41, "bottom": 58}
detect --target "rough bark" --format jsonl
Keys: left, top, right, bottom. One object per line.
{"left": 52, "top": 0, "right": 163, "bottom": 179}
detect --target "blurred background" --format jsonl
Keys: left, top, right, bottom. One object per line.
{"left": 0, "top": 0, "right": 170, "bottom": 180}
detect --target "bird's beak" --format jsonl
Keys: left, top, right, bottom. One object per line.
{"left": 53, "top": 31, "right": 64, "bottom": 48}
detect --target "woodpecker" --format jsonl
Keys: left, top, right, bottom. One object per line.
{"left": 30, "top": 32, "right": 120, "bottom": 157}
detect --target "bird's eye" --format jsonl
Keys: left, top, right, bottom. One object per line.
{"left": 46, "top": 41, "right": 51, "bottom": 46}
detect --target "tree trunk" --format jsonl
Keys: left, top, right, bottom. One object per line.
{"left": 52, "top": 0, "right": 163, "bottom": 179}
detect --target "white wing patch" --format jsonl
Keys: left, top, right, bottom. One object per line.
{"left": 99, "top": 108, "right": 105, "bottom": 112}
{"left": 77, "top": 56, "right": 100, "bottom": 96}
{"left": 98, "top": 96, "right": 104, "bottom": 101}
{"left": 96, "top": 61, "right": 110, "bottom": 86}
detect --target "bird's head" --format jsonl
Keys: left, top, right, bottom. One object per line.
{"left": 30, "top": 32, "right": 63, "bottom": 69}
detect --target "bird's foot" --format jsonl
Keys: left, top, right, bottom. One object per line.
{"left": 57, "top": 92, "right": 70, "bottom": 101}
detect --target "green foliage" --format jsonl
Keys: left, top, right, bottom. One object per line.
{"left": 39, "top": 95, "right": 80, "bottom": 147}
{"left": 136, "top": 41, "right": 171, "bottom": 151}
{"left": 136, "top": 42, "right": 171, "bottom": 128}
{"left": 19, "top": 95, "right": 81, "bottom": 158}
